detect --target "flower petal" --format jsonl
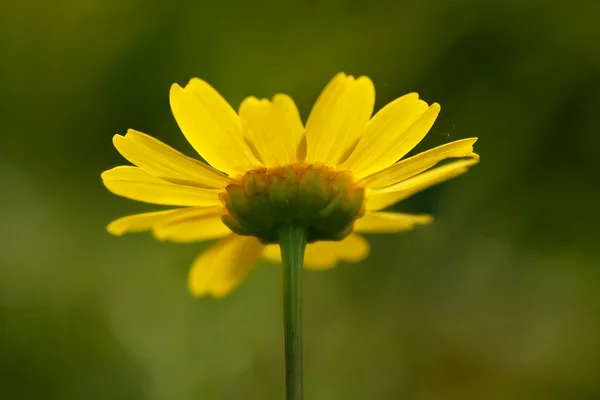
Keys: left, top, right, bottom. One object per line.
{"left": 107, "top": 209, "right": 183, "bottom": 236}
{"left": 304, "top": 73, "right": 375, "bottom": 166}
{"left": 113, "top": 129, "right": 231, "bottom": 188}
{"left": 102, "top": 166, "right": 221, "bottom": 206}
{"left": 354, "top": 211, "right": 433, "bottom": 233}
{"left": 366, "top": 159, "right": 479, "bottom": 211}
{"left": 170, "top": 78, "right": 262, "bottom": 176}
{"left": 239, "top": 94, "right": 305, "bottom": 167}
{"left": 263, "top": 233, "right": 370, "bottom": 270}
{"left": 188, "top": 234, "right": 264, "bottom": 297}
{"left": 360, "top": 138, "right": 479, "bottom": 189}
{"left": 152, "top": 207, "right": 230, "bottom": 242}
{"left": 341, "top": 96, "right": 440, "bottom": 180}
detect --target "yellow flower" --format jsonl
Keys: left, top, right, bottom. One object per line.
{"left": 102, "top": 73, "right": 478, "bottom": 297}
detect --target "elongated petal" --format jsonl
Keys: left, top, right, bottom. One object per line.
{"left": 342, "top": 96, "right": 439, "bottom": 179}
{"left": 102, "top": 166, "right": 221, "bottom": 206}
{"left": 354, "top": 211, "right": 433, "bottom": 233}
{"left": 366, "top": 159, "right": 479, "bottom": 210}
{"left": 113, "top": 129, "right": 231, "bottom": 188}
{"left": 170, "top": 78, "right": 262, "bottom": 176}
{"left": 263, "top": 233, "right": 369, "bottom": 270}
{"left": 152, "top": 207, "right": 230, "bottom": 242}
{"left": 360, "top": 138, "right": 479, "bottom": 189}
{"left": 189, "top": 234, "right": 264, "bottom": 297}
{"left": 107, "top": 209, "right": 183, "bottom": 236}
{"left": 305, "top": 73, "right": 375, "bottom": 166}
{"left": 239, "top": 94, "right": 305, "bottom": 167}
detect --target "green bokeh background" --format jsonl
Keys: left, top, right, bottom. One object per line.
{"left": 2, "top": 1, "right": 599, "bottom": 399}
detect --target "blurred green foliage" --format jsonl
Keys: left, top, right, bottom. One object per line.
{"left": 1, "top": 0, "right": 599, "bottom": 399}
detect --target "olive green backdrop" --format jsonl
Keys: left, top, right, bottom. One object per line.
{"left": 1, "top": 0, "right": 599, "bottom": 399}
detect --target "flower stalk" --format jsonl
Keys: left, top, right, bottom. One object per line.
{"left": 278, "top": 225, "right": 307, "bottom": 400}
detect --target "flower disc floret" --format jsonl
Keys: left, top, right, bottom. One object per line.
{"left": 220, "top": 164, "right": 366, "bottom": 243}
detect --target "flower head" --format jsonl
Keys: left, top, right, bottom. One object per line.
{"left": 102, "top": 73, "right": 478, "bottom": 297}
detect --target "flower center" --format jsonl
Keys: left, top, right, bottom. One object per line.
{"left": 219, "top": 164, "right": 366, "bottom": 244}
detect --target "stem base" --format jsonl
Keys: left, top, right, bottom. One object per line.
{"left": 278, "top": 226, "right": 307, "bottom": 400}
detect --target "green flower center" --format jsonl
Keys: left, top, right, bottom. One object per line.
{"left": 220, "top": 164, "right": 366, "bottom": 244}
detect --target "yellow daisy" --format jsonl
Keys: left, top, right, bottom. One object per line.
{"left": 102, "top": 72, "right": 478, "bottom": 297}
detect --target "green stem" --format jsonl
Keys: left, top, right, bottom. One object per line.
{"left": 278, "top": 225, "right": 307, "bottom": 400}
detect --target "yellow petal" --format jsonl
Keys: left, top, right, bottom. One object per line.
{"left": 304, "top": 73, "right": 375, "bottom": 166}
{"left": 188, "top": 234, "right": 264, "bottom": 297}
{"left": 170, "top": 78, "right": 262, "bottom": 176}
{"left": 341, "top": 96, "right": 439, "bottom": 180}
{"left": 360, "top": 138, "right": 479, "bottom": 189}
{"left": 239, "top": 94, "right": 305, "bottom": 167}
{"left": 354, "top": 211, "right": 433, "bottom": 233}
{"left": 102, "top": 166, "right": 221, "bottom": 206}
{"left": 366, "top": 159, "right": 479, "bottom": 211}
{"left": 113, "top": 129, "right": 231, "bottom": 189}
{"left": 263, "top": 234, "right": 370, "bottom": 270}
{"left": 107, "top": 209, "right": 183, "bottom": 236}
{"left": 152, "top": 207, "right": 230, "bottom": 242}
